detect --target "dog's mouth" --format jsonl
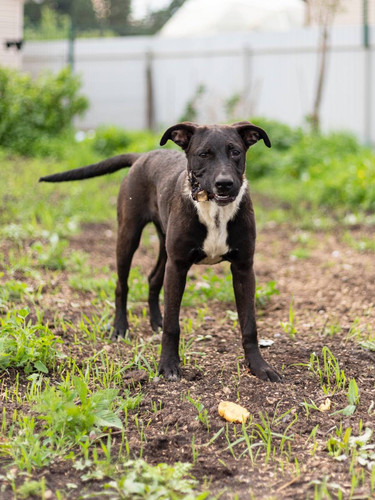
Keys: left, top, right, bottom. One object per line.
{"left": 214, "top": 193, "right": 237, "bottom": 205}
{"left": 192, "top": 188, "right": 236, "bottom": 205}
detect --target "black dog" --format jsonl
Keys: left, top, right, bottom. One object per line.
{"left": 40, "top": 121, "right": 281, "bottom": 382}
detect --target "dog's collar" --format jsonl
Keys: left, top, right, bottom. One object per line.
{"left": 188, "top": 171, "right": 215, "bottom": 202}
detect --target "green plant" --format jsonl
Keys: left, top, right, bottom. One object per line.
{"left": 327, "top": 425, "right": 375, "bottom": 470}
{"left": 24, "top": 5, "right": 70, "bottom": 40}
{"left": 102, "top": 460, "right": 209, "bottom": 499}
{"left": 298, "top": 346, "right": 346, "bottom": 392}
{"left": 280, "top": 299, "right": 298, "bottom": 339}
{"left": 93, "top": 125, "right": 131, "bottom": 156}
{"left": 0, "top": 67, "right": 88, "bottom": 155}
{"left": 0, "top": 280, "right": 30, "bottom": 303}
{"left": 331, "top": 378, "right": 360, "bottom": 416}
{"left": 17, "top": 478, "right": 47, "bottom": 499}
{"left": 255, "top": 280, "right": 279, "bottom": 307}
{"left": 186, "top": 393, "right": 210, "bottom": 431}
{"left": 31, "top": 235, "right": 69, "bottom": 270}
{"left": 0, "top": 308, "right": 62, "bottom": 374}
{"left": 35, "top": 376, "right": 124, "bottom": 439}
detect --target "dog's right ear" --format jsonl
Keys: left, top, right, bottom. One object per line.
{"left": 160, "top": 122, "right": 198, "bottom": 150}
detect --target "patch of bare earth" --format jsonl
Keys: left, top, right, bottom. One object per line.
{"left": 1, "top": 219, "right": 375, "bottom": 499}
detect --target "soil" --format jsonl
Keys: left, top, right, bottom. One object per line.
{"left": 1, "top": 212, "right": 375, "bottom": 499}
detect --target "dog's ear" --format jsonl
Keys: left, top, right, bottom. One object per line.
{"left": 231, "top": 121, "right": 271, "bottom": 149}
{"left": 160, "top": 122, "right": 198, "bottom": 150}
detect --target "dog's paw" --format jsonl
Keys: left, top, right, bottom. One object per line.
{"left": 111, "top": 327, "right": 131, "bottom": 341}
{"left": 246, "top": 353, "right": 282, "bottom": 382}
{"left": 150, "top": 317, "right": 163, "bottom": 333}
{"left": 158, "top": 358, "right": 181, "bottom": 381}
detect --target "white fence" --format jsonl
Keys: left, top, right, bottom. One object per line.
{"left": 22, "top": 26, "right": 375, "bottom": 144}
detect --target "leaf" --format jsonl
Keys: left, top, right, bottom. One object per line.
{"left": 34, "top": 360, "right": 48, "bottom": 374}
{"left": 349, "top": 427, "right": 372, "bottom": 447}
{"left": 331, "top": 404, "right": 356, "bottom": 416}
{"left": 94, "top": 410, "right": 123, "bottom": 430}
{"left": 319, "top": 398, "right": 331, "bottom": 411}
{"left": 341, "top": 404, "right": 356, "bottom": 416}
{"left": 334, "top": 454, "right": 348, "bottom": 462}
{"left": 73, "top": 376, "right": 87, "bottom": 404}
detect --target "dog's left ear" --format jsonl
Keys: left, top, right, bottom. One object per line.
{"left": 231, "top": 121, "right": 271, "bottom": 149}
{"left": 160, "top": 122, "right": 198, "bottom": 150}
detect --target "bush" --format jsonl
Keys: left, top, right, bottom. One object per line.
{"left": 246, "top": 117, "right": 303, "bottom": 178}
{"left": 91, "top": 126, "right": 160, "bottom": 156}
{"left": 93, "top": 125, "right": 131, "bottom": 155}
{"left": 0, "top": 67, "right": 88, "bottom": 155}
{"left": 248, "top": 118, "right": 375, "bottom": 211}
{"left": 278, "top": 130, "right": 362, "bottom": 179}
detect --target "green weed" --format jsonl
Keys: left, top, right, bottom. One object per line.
{"left": 100, "top": 460, "right": 209, "bottom": 499}
{"left": 186, "top": 392, "right": 210, "bottom": 432}
{"left": 280, "top": 299, "right": 298, "bottom": 339}
{"left": 298, "top": 346, "right": 346, "bottom": 392}
{"left": 0, "top": 308, "right": 63, "bottom": 374}
{"left": 331, "top": 378, "right": 360, "bottom": 416}
{"left": 35, "top": 376, "right": 124, "bottom": 435}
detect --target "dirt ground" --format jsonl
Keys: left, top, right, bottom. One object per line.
{"left": 1, "top": 211, "right": 375, "bottom": 499}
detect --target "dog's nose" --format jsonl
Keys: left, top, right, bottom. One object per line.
{"left": 215, "top": 175, "right": 233, "bottom": 193}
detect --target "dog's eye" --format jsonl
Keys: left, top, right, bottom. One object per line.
{"left": 199, "top": 152, "right": 209, "bottom": 159}
{"left": 231, "top": 149, "right": 241, "bottom": 157}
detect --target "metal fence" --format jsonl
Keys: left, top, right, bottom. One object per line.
{"left": 22, "top": 26, "right": 375, "bottom": 144}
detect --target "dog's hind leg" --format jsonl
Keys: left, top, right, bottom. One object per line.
{"left": 112, "top": 220, "right": 145, "bottom": 339}
{"left": 148, "top": 224, "right": 167, "bottom": 332}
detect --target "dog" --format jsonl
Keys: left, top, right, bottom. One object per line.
{"left": 40, "top": 121, "right": 281, "bottom": 382}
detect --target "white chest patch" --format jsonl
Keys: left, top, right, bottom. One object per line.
{"left": 193, "top": 180, "right": 248, "bottom": 265}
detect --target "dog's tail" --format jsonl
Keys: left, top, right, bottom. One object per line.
{"left": 39, "top": 153, "right": 141, "bottom": 183}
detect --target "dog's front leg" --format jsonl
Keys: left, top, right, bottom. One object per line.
{"left": 231, "top": 261, "right": 282, "bottom": 382}
{"left": 158, "top": 259, "right": 189, "bottom": 381}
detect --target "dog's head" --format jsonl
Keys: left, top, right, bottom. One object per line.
{"left": 160, "top": 121, "right": 271, "bottom": 206}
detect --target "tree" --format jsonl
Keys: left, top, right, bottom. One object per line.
{"left": 305, "top": 0, "right": 343, "bottom": 132}
{"left": 24, "top": 0, "right": 186, "bottom": 37}
{"left": 25, "top": 0, "right": 98, "bottom": 32}
{"left": 137, "top": 0, "right": 187, "bottom": 34}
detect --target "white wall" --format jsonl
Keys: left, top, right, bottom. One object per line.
{"left": 0, "top": 0, "right": 24, "bottom": 69}
{"left": 22, "top": 26, "right": 375, "bottom": 145}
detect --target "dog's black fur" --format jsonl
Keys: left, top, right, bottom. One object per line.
{"left": 40, "top": 121, "right": 281, "bottom": 382}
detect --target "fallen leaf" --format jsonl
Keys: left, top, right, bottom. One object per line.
{"left": 319, "top": 398, "right": 331, "bottom": 411}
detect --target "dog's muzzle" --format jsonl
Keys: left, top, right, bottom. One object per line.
{"left": 189, "top": 171, "right": 236, "bottom": 205}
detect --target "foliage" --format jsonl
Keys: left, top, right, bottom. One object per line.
{"left": 35, "top": 376, "right": 124, "bottom": 436}
{"left": 0, "top": 309, "right": 62, "bottom": 374}
{"left": 24, "top": 0, "right": 187, "bottom": 38}
{"left": 93, "top": 125, "right": 132, "bottom": 156}
{"left": 24, "top": 6, "right": 71, "bottom": 40}
{"left": 104, "top": 460, "right": 207, "bottom": 500}
{"left": 248, "top": 118, "right": 375, "bottom": 211}
{"left": 246, "top": 117, "right": 303, "bottom": 178}
{"left": 0, "top": 67, "right": 88, "bottom": 155}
